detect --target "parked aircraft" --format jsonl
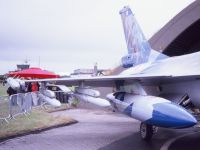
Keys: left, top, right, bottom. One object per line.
{"left": 7, "top": 6, "right": 199, "bottom": 140}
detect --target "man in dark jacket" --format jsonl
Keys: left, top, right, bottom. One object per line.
{"left": 7, "top": 87, "right": 17, "bottom": 96}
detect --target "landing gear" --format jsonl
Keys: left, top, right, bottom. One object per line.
{"left": 140, "top": 122, "right": 154, "bottom": 141}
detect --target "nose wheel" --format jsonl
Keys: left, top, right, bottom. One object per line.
{"left": 140, "top": 122, "right": 154, "bottom": 141}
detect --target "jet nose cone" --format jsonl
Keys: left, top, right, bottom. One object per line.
{"left": 145, "top": 102, "right": 197, "bottom": 128}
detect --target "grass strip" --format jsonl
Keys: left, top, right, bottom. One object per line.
{"left": 0, "top": 109, "right": 77, "bottom": 142}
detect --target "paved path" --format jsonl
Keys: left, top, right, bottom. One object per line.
{"left": 0, "top": 108, "right": 139, "bottom": 150}
{"left": 0, "top": 106, "right": 199, "bottom": 150}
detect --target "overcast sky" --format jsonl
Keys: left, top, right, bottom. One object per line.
{"left": 0, "top": 0, "right": 194, "bottom": 74}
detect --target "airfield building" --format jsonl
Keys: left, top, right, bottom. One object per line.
{"left": 149, "top": 0, "right": 200, "bottom": 56}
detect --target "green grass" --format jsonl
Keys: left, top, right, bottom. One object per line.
{"left": 0, "top": 84, "right": 7, "bottom": 96}
{"left": 0, "top": 100, "right": 9, "bottom": 118}
{"left": 0, "top": 85, "right": 76, "bottom": 140}
{"left": 0, "top": 109, "right": 76, "bottom": 140}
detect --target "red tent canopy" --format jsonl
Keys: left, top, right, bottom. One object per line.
{"left": 8, "top": 68, "right": 60, "bottom": 79}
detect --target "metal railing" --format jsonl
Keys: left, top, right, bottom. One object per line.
{"left": 9, "top": 92, "right": 34, "bottom": 118}
{"left": 0, "top": 92, "right": 42, "bottom": 124}
{"left": 0, "top": 95, "right": 10, "bottom": 123}
{"left": 0, "top": 91, "right": 70, "bottom": 124}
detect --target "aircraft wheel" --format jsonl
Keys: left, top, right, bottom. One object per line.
{"left": 140, "top": 122, "right": 153, "bottom": 141}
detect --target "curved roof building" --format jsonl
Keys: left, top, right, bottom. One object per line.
{"left": 149, "top": 0, "right": 200, "bottom": 56}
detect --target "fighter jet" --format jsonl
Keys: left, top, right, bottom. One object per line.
{"left": 8, "top": 6, "right": 199, "bottom": 140}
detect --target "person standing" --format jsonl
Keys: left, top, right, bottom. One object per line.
{"left": 30, "top": 82, "right": 40, "bottom": 106}
{"left": 7, "top": 86, "right": 17, "bottom": 106}
{"left": 7, "top": 87, "right": 17, "bottom": 96}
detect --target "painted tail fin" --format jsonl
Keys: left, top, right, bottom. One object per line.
{"left": 120, "top": 6, "right": 168, "bottom": 68}
{"left": 120, "top": 6, "right": 151, "bottom": 68}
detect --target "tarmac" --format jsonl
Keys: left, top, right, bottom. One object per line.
{"left": 0, "top": 102, "right": 200, "bottom": 150}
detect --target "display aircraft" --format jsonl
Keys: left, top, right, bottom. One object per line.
{"left": 7, "top": 6, "right": 199, "bottom": 140}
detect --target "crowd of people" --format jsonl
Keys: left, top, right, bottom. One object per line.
{"left": 7, "top": 82, "right": 40, "bottom": 96}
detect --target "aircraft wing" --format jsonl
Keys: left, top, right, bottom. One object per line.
{"left": 23, "top": 73, "right": 200, "bottom": 87}
{"left": 23, "top": 51, "right": 200, "bottom": 87}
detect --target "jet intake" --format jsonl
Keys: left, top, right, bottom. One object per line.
{"left": 121, "top": 54, "right": 135, "bottom": 68}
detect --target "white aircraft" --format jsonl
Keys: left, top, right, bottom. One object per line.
{"left": 7, "top": 6, "right": 199, "bottom": 141}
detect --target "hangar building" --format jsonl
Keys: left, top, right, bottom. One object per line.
{"left": 149, "top": 0, "right": 200, "bottom": 56}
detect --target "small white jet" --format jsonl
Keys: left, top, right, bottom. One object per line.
{"left": 8, "top": 6, "right": 199, "bottom": 141}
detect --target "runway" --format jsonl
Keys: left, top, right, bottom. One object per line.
{"left": 0, "top": 105, "right": 199, "bottom": 150}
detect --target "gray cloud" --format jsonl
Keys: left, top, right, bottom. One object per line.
{"left": 0, "top": 0, "right": 193, "bottom": 74}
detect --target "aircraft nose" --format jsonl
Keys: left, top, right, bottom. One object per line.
{"left": 145, "top": 102, "right": 197, "bottom": 128}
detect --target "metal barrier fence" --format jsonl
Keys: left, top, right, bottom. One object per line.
{"left": 0, "top": 95, "right": 10, "bottom": 123}
{"left": 9, "top": 92, "right": 34, "bottom": 118}
{"left": 0, "top": 92, "right": 42, "bottom": 124}
{"left": 0, "top": 91, "right": 69, "bottom": 124}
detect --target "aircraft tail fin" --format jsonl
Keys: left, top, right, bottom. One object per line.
{"left": 120, "top": 6, "right": 167, "bottom": 68}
